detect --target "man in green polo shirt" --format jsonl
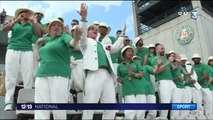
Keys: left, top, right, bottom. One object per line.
{"left": 151, "top": 44, "right": 176, "bottom": 119}
{"left": 134, "top": 37, "right": 149, "bottom": 65}
{"left": 180, "top": 55, "right": 202, "bottom": 119}
{"left": 192, "top": 53, "right": 212, "bottom": 119}
{"left": 169, "top": 53, "right": 192, "bottom": 119}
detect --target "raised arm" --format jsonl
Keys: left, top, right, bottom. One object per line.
{"left": 2, "top": 15, "right": 21, "bottom": 32}
{"left": 28, "top": 14, "right": 42, "bottom": 37}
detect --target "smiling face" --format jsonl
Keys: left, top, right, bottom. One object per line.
{"left": 156, "top": 44, "right": 165, "bottom": 56}
{"left": 99, "top": 26, "right": 108, "bottom": 37}
{"left": 87, "top": 25, "right": 98, "bottom": 39}
{"left": 18, "top": 11, "right": 30, "bottom": 21}
{"left": 123, "top": 48, "right": 134, "bottom": 60}
{"left": 49, "top": 21, "right": 63, "bottom": 37}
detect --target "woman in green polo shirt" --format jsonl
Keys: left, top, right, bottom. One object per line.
{"left": 117, "top": 46, "right": 143, "bottom": 119}
{"left": 34, "top": 18, "right": 78, "bottom": 119}
{"left": 132, "top": 55, "right": 161, "bottom": 119}
{"left": 2, "top": 8, "right": 41, "bottom": 111}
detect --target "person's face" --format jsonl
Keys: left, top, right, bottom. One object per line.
{"left": 35, "top": 13, "right": 43, "bottom": 22}
{"left": 19, "top": 11, "right": 29, "bottom": 20}
{"left": 87, "top": 26, "right": 98, "bottom": 39}
{"left": 192, "top": 58, "right": 201, "bottom": 64}
{"left": 209, "top": 60, "right": 213, "bottom": 66}
{"left": 181, "top": 60, "right": 187, "bottom": 66}
{"left": 157, "top": 45, "right": 165, "bottom": 56}
{"left": 71, "top": 21, "right": 78, "bottom": 27}
{"left": 124, "top": 48, "right": 134, "bottom": 59}
{"left": 50, "top": 22, "right": 63, "bottom": 36}
{"left": 123, "top": 37, "right": 131, "bottom": 46}
{"left": 116, "top": 31, "right": 121, "bottom": 37}
{"left": 136, "top": 39, "right": 143, "bottom": 49}
{"left": 149, "top": 47, "right": 155, "bottom": 53}
{"left": 99, "top": 26, "right": 108, "bottom": 36}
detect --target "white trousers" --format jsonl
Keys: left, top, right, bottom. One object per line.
{"left": 211, "top": 91, "right": 213, "bottom": 114}
{"left": 183, "top": 86, "right": 202, "bottom": 116}
{"left": 158, "top": 80, "right": 176, "bottom": 118}
{"left": 170, "top": 87, "right": 185, "bottom": 119}
{"left": 70, "top": 59, "right": 85, "bottom": 91}
{"left": 5, "top": 49, "right": 34, "bottom": 104}
{"left": 34, "top": 76, "right": 69, "bottom": 119}
{"left": 124, "top": 94, "right": 146, "bottom": 120}
{"left": 198, "top": 88, "right": 212, "bottom": 116}
{"left": 145, "top": 95, "right": 157, "bottom": 119}
{"left": 82, "top": 69, "right": 116, "bottom": 120}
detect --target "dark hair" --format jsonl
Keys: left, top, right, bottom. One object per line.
{"left": 155, "top": 43, "right": 161, "bottom": 47}
{"left": 116, "top": 30, "right": 122, "bottom": 34}
{"left": 57, "top": 17, "right": 64, "bottom": 23}
{"left": 72, "top": 19, "right": 79, "bottom": 25}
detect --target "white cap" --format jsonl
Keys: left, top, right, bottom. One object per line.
{"left": 34, "top": 9, "right": 44, "bottom": 16}
{"left": 132, "top": 55, "right": 141, "bottom": 60}
{"left": 99, "top": 22, "right": 109, "bottom": 29}
{"left": 148, "top": 44, "right": 155, "bottom": 48}
{"left": 192, "top": 53, "right": 201, "bottom": 59}
{"left": 208, "top": 56, "right": 213, "bottom": 61}
{"left": 169, "top": 50, "right": 175, "bottom": 54}
{"left": 121, "top": 45, "right": 134, "bottom": 58}
{"left": 134, "top": 37, "right": 142, "bottom": 46}
{"left": 180, "top": 54, "right": 188, "bottom": 61}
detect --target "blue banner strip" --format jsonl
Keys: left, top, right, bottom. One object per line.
{"left": 16, "top": 103, "right": 196, "bottom": 110}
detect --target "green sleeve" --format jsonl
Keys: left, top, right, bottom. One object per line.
{"left": 147, "top": 65, "right": 154, "bottom": 74}
{"left": 117, "top": 64, "right": 121, "bottom": 77}
{"left": 62, "top": 33, "right": 72, "bottom": 48}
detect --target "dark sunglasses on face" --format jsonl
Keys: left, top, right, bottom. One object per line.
{"left": 124, "top": 39, "right": 130, "bottom": 42}
{"left": 71, "top": 23, "right": 77, "bottom": 26}
{"left": 35, "top": 13, "right": 43, "bottom": 17}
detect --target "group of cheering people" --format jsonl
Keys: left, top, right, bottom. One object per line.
{"left": 2, "top": 2, "right": 213, "bottom": 120}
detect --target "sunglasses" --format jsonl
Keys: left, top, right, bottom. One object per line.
{"left": 124, "top": 39, "right": 130, "bottom": 42}
{"left": 35, "top": 13, "right": 44, "bottom": 17}
{"left": 71, "top": 23, "right": 77, "bottom": 26}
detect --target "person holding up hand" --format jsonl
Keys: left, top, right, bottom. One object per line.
{"left": 2, "top": 8, "right": 41, "bottom": 111}
{"left": 77, "top": 3, "right": 125, "bottom": 119}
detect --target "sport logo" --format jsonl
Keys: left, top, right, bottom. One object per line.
{"left": 176, "top": 26, "right": 194, "bottom": 45}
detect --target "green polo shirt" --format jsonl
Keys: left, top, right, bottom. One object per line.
{"left": 182, "top": 66, "right": 195, "bottom": 87}
{"left": 117, "top": 60, "right": 144, "bottom": 97}
{"left": 151, "top": 56, "right": 173, "bottom": 81}
{"left": 141, "top": 65, "right": 155, "bottom": 95}
{"left": 71, "top": 50, "right": 83, "bottom": 60}
{"left": 31, "top": 22, "right": 45, "bottom": 44}
{"left": 171, "top": 65, "right": 185, "bottom": 88}
{"left": 193, "top": 63, "right": 209, "bottom": 88}
{"left": 148, "top": 55, "right": 156, "bottom": 66}
{"left": 7, "top": 22, "right": 35, "bottom": 51}
{"left": 208, "top": 65, "right": 213, "bottom": 90}
{"left": 135, "top": 47, "right": 149, "bottom": 65}
{"left": 97, "top": 42, "right": 110, "bottom": 70}
{"left": 35, "top": 33, "right": 72, "bottom": 78}
{"left": 109, "top": 36, "right": 119, "bottom": 63}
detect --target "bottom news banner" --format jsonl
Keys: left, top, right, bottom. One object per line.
{"left": 16, "top": 103, "right": 196, "bottom": 110}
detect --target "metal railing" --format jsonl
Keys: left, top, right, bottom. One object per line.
{"left": 137, "top": 1, "right": 193, "bottom": 35}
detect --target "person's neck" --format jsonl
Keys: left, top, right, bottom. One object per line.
{"left": 20, "top": 20, "right": 28, "bottom": 25}
{"left": 194, "top": 62, "right": 200, "bottom": 66}
{"left": 100, "top": 34, "right": 106, "bottom": 39}
{"left": 125, "top": 58, "right": 131, "bottom": 64}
